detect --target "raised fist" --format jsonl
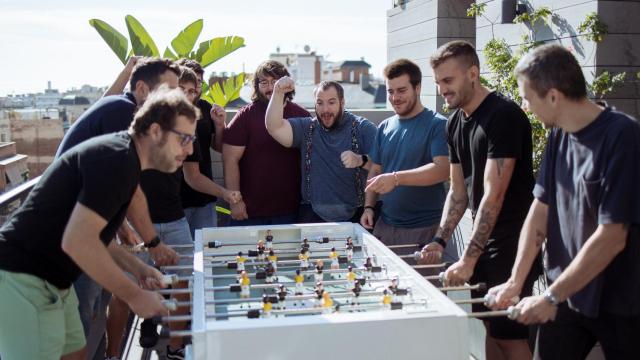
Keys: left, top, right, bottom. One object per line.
{"left": 274, "top": 76, "right": 295, "bottom": 94}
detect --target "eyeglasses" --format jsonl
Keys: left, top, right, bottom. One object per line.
{"left": 179, "top": 85, "right": 198, "bottom": 97}
{"left": 168, "top": 129, "right": 197, "bottom": 146}
{"left": 258, "top": 79, "right": 277, "bottom": 87}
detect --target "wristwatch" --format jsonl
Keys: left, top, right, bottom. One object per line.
{"left": 359, "top": 154, "right": 369, "bottom": 168}
{"left": 144, "top": 235, "right": 161, "bottom": 249}
{"left": 543, "top": 288, "right": 560, "bottom": 306}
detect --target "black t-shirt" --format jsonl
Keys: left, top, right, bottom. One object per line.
{"left": 141, "top": 140, "right": 200, "bottom": 224}
{"left": 534, "top": 108, "right": 640, "bottom": 317}
{"left": 0, "top": 132, "right": 140, "bottom": 289}
{"left": 180, "top": 99, "right": 217, "bottom": 208}
{"left": 447, "top": 92, "right": 534, "bottom": 250}
{"left": 56, "top": 92, "right": 137, "bottom": 157}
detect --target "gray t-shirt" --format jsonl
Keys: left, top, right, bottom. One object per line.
{"left": 534, "top": 108, "right": 640, "bottom": 317}
{"left": 290, "top": 111, "right": 377, "bottom": 221}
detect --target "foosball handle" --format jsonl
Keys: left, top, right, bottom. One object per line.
{"left": 162, "top": 299, "right": 178, "bottom": 311}
{"left": 207, "top": 241, "right": 222, "bottom": 248}
{"left": 507, "top": 306, "right": 520, "bottom": 320}
{"left": 139, "top": 317, "right": 162, "bottom": 348}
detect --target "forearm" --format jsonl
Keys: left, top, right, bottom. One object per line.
{"left": 212, "top": 124, "right": 224, "bottom": 152}
{"left": 463, "top": 194, "right": 504, "bottom": 260}
{"left": 107, "top": 241, "right": 147, "bottom": 277}
{"left": 185, "top": 171, "right": 226, "bottom": 198}
{"left": 510, "top": 200, "right": 546, "bottom": 286}
{"left": 265, "top": 91, "right": 286, "bottom": 133}
{"left": 103, "top": 71, "right": 130, "bottom": 97}
{"left": 364, "top": 165, "right": 382, "bottom": 206}
{"left": 394, "top": 163, "right": 449, "bottom": 187}
{"left": 435, "top": 189, "right": 468, "bottom": 241}
{"left": 223, "top": 159, "right": 241, "bottom": 191}
{"left": 549, "top": 224, "right": 627, "bottom": 302}
{"left": 126, "top": 186, "right": 157, "bottom": 243}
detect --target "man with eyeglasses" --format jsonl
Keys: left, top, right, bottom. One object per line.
{"left": 55, "top": 58, "right": 183, "bottom": 357}
{"left": 176, "top": 59, "right": 228, "bottom": 236}
{"left": 0, "top": 88, "right": 196, "bottom": 360}
{"left": 223, "top": 60, "right": 310, "bottom": 225}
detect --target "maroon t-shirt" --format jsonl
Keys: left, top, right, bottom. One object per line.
{"left": 223, "top": 100, "right": 310, "bottom": 217}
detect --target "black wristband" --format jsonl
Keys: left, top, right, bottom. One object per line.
{"left": 359, "top": 154, "right": 369, "bottom": 168}
{"left": 364, "top": 205, "right": 376, "bottom": 213}
{"left": 144, "top": 236, "right": 161, "bottom": 249}
{"left": 430, "top": 236, "right": 447, "bottom": 249}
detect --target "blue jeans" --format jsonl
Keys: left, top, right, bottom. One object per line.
{"left": 228, "top": 213, "right": 298, "bottom": 226}
{"left": 153, "top": 217, "right": 193, "bottom": 276}
{"left": 73, "top": 273, "right": 112, "bottom": 339}
{"left": 184, "top": 202, "right": 218, "bottom": 238}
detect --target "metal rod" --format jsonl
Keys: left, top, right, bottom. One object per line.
{"left": 439, "top": 282, "right": 486, "bottom": 292}
{"left": 411, "top": 263, "right": 447, "bottom": 269}
{"left": 386, "top": 244, "right": 421, "bottom": 249}
{"left": 468, "top": 306, "right": 519, "bottom": 320}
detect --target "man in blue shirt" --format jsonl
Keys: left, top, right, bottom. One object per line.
{"left": 489, "top": 44, "right": 640, "bottom": 359}
{"left": 361, "top": 59, "right": 455, "bottom": 262}
{"left": 266, "top": 78, "right": 376, "bottom": 222}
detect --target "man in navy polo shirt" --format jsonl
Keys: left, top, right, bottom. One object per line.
{"left": 489, "top": 44, "right": 640, "bottom": 359}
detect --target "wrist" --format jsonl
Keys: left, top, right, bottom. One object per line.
{"left": 543, "top": 288, "right": 561, "bottom": 306}
{"left": 144, "top": 235, "right": 161, "bottom": 249}
{"left": 430, "top": 236, "right": 447, "bottom": 249}
{"left": 391, "top": 171, "right": 400, "bottom": 186}
{"left": 359, "top": 154, "right": 368, "bottom": 168}
{"left": 363, "top": 205, "right": 376, "bottom": 213}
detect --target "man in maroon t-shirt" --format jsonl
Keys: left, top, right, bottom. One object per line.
{"left": 223, "top": 60, "right": 310, "bottom": 225}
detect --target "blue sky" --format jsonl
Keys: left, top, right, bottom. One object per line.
{"left": 0, "top": 0, "right": 390, "bottom": 96}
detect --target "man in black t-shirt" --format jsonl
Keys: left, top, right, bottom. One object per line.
{"left": 0, "top": 88, "right": 199, "bottom": 359}
{"left": 176, "top": 59, "right": 235, "bottom": 236}
{"left": 489, "top": 44, "right": 640, "bottom": 359}
{"left": 422, "top": 41, "right": 540, "bottom": 359}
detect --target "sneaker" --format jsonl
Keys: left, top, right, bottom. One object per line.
{"left": 166, "top": 345, "right": 185, "bottom": 360}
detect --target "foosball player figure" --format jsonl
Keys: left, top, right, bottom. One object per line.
{"left": 314, "top": 259, "right": 324, "bottom": 284}
{"left": 321, "top": 291, "right": 333, "bottom": 313}
{"left": 257, "top": 239, "right": 266, "bottom": 261}
{"left": 329, "top": 247, "right": 339, "bottom": 270}
{"left": 314, "top": 281, "right": 324, "bottom": 299}
{"left": 265, "top": 262, "right": 276, "bottom": 284}
{"left": 262, "top": 294, "right": 273, "bottom": 318}
{"left": 236, "top": 251, "right": 247, "bottom": 274}
{"left": 352, "top": 280, "right": 362, "bottom": 305}
{"left": 382, "top": 289, "right": 392, "bottom": 308}
{"left": 301, "top": 237, "right": 310, "bottom": 251}
{"left": 277, "top": 284, "right": 288, "bottom": 309}
{"left": 268, "top": 249, "right": 278, "bottom": 271}
{"left": 240, "top": 271, "right": 251, "bottom": 298}
{"left": 388, "top": 278, "right": 399, "bottom": 302}
{"left": 299, "top": 249, "right": 310, "bottom": 271}
{"left": 265, "top": 230, "right": 274, "bottom": 250}
{"left": 294, "top": 269, "right": 305, "bottom": 295}
{"left": 346, "top": 266, "right": 356, "bottom": 290}
{"left": 345, "top": 237, "right": 354, "bottom": 262}
{"left": 364, "top": 257, "right": 373, "bottom": 278}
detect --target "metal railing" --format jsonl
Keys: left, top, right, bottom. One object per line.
{"left": 0, "top": 176, "right": 39, "bottom": 224}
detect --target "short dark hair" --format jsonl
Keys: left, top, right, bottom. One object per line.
{"left": 313, "top": 81, "right": 344, "bottom": 100}
{"left": 383, "top": 59, "right": 422, "bottom": 87}
{"left": 429, "top": 40, "right": 480, "bottom": 70}
{"left": 129, "top": 58, "right": 180, "bottom": 91}
{"left": 130, "top": 86, "right": 200, "bottom": 136}
{"left": 251, "top": 60, "right": 294, "bottom": 102}
{"left": 178, "top": 66, "right": 198, "bottom": 86}
{"left": 175, "top": 58, "right": 204, "bottom": 78}
{"left": 514, "top": 44, "right": 587, "bottom": 100}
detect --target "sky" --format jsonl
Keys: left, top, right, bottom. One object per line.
{"left": 0, "top": 0, "right": 390, "bottom": 96}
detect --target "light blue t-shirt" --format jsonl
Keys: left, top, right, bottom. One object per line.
{"left": 369, "top": 108, "right": 449, "bottom": 227}
{"left": 290, "top": 111, "right": 377, "bottom": 221}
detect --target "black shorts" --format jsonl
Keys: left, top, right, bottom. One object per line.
{"left": 534, "top": 303, "right": 640, "bottom": 360}
{"left": 469, "top": 226, "right": 542, "bottom": 340}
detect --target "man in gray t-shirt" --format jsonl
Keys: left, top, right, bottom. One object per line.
{"left": 266, "top": 77, "right": 376, "bottom": 222}
{"left": 489, "top": 44, "right": 640, "bottom": 359}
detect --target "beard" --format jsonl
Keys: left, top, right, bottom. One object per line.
{"left": 316, "top": 105, "right": 344, "bottom": 130}
{"left": 394, "top": 94, "right": 418, "bottom": 117}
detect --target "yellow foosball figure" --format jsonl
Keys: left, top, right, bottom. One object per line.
{"left": 240, "top": 271, "right": 251, "bottom": 298}
{"left": 329, "top": 247, "right": 339, "bottom": 270}
{"left": 294, "top": 269, "right": 305, "bottom": 295}
{"left": 262, "top": 294, "right": 273, "bottom": 317}
{"left": 321, "top": 291, "right": 333, "bottom": 313}
{"left": 382, "top": 289, "right": 392, "bottom": 308}
{"left": 236, "top": 251, "right": 247, "bottom": 273}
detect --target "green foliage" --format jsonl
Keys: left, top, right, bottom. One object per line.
{"left": 578, "top": 12, "right": 608, "bottom": 42}
{"left": 466, "top": 2, "right": 487, "bottom": 18}
{"left": 589, "top": 71, "right": 626, "bottom": 98}
{"left": 514, "top": 6, "right": 552, "bottom": 27}
{"left": 201, "top": 73, "right": 246, "bottom": 107}
{"left": 89, "top": 15, "right": 247, "bottom": 107}
{"left": 88, "top": 19, "right": 129, "bottom": 64}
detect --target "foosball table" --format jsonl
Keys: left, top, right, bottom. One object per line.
{"left": 142, "top": 223, "right": 519, "bottom": 359}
